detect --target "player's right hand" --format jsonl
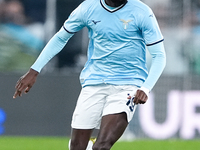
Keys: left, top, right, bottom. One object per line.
{"left": 13, "top": 68, "right": 39, "bottom": 99}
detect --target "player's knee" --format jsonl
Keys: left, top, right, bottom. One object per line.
{"left": 92, "top": 141, "right": 113, "bottom": 150}
{"left": 69, "top": 139, "right": 87, "bottom": 150}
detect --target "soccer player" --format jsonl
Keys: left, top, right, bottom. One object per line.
{"left": 13, "top": 0, "right": 166, "bottom": 149}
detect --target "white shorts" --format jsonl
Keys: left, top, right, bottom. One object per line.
{"left": 71, "top": 84, "right": 138, "bottom": 129}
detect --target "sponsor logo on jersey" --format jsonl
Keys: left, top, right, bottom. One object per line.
{"left": 92, "top": 20, "right": 101, "bottom": 25}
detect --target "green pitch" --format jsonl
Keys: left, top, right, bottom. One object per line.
{"left": 0, "top": 136, "right": 199, "bottom": 150}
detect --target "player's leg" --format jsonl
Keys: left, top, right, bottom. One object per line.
{"left": 69, "top": 85, "right": 109, "bottom": 150}
{"left": 92, "top": 85, "right": 138, "bottom": 150}
{"left": 69, "top": 128, "right": 93, "bottom": 150}
{"left": 92, "top": 112, "right": 128, "bottom": 150}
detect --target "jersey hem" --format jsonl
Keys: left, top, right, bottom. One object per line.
{"left": 81, "top": 79, "right": 144, "bottom": 88}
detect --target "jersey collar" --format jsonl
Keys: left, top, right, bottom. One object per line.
{"left": 100, "top": 0, "right": 128, "bottom": 13}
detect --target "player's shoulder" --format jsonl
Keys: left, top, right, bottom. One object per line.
{"left": 81, "top": 0, "right": 98, "bottom": 8}
{"left": 79, "top": 0, "right": 99, "bottom": 13}
{"left": 128, "top": 0, "right": 152, "bottom": 14}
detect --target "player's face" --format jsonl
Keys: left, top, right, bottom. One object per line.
{"left": 106, "top": 0, "right": 127, "bottom": 7}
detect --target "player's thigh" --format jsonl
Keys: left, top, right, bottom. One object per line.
{"left": 103, "top": 85, "right": 138, "bottom": 123}
{"left": 71, "top": 128, "right": 93, "bottom": 143}
{"left": 94, "top": 112, "right": 128, "bottom": 147}
{"left": 72, "top": 85, "right": 107, "bottom": 129}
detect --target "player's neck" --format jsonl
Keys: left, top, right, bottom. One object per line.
{"left": 105, "top": 0, "right": 127, "bottom": 7}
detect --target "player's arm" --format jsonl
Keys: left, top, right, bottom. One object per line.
{"left": 142, "top": 41, "right": 166, "bottom": 91}
{"left": 132, "top": 8, "right": 166, "bottom": 104}
{"left": 13, "top": 1, "right": 87, "bottom": 99}
{"left": 31, "top": 28, "right": 73, "bottom": 72}
{"left": 132, "top": 41, "right": 166, "bottom": 104}
{"left": 13, "top": 28, "right": 74, "bottom": 98}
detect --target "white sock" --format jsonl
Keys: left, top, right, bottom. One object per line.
{"left": 68, "top": 139, "right": 71, "bottom": 150}
{"left": 86, "top": 140, "right": 93, "bottom": 150}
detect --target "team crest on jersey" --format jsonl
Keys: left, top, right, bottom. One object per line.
{"left": 120, "top": 19, "right": 132, "bottom": 30}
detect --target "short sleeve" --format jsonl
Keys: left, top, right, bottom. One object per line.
{"left": 63, "top": 3, "right": 86, "bottom": 33}
{"left": 140, "top": 9, "right": 164, "bottom": 46}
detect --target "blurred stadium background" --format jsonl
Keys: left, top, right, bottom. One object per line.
{"left": 0, "top": 0, "right": 200, "bottom": 146}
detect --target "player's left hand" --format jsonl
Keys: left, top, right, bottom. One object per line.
{"left": 127, "top": 89, "right": 148, "bottom": 104}
{"left": 134, "top": 89, "right": 148, "bottom": 104}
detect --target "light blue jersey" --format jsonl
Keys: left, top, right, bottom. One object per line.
{"left": 63, "top": 0, "right": 164, "bottom": 88}
{"left": 31, "top": 0, "right": 166, "bottom": 91}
